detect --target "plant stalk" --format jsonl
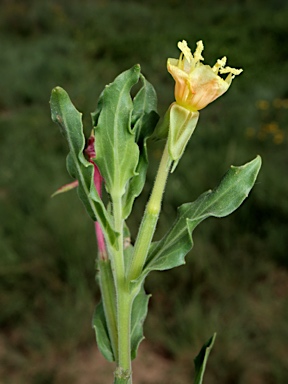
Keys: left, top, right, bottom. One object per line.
{"left": 112, "top": 194, "right": 133, "bottom": 383}
{"left": 128, "top": 140, "right": 172, "bottom": 281}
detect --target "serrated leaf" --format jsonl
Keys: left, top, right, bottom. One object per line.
{"left": 92, "top": 65, "right": 141, "bottom": 199}
{"left": 194, "top": 333, "right": 216, "bottom": 384}
{"left": 50, "top": 87, "right": 117, "bottom": 246}
{"left": 92, "top": 300, "right": 115, "bottom": 362}
{"left": 122, "top": 74, "right": 159, "bottom": 218}
{"left": 143, "top": 156, "right": 262, "bottom": 275}
{"left": 130, "top": 286, "right": 150, "bottom": 360}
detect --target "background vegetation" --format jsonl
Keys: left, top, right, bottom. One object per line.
{"left": 1, "top": 0, "right": 288, "bottom": 383}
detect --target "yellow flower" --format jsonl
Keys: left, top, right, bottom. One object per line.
{"left": 167, "top": 40, "right": 243, "bottom": 111}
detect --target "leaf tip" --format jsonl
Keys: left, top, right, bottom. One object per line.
{"left": 53, "top": 86, "right": 64, "bottom": 93}
{"left": 50, "top": 86, "right": 61, "bottom": 98}
{"left": 256, "top": 154, "right": 262, "bottom": 165}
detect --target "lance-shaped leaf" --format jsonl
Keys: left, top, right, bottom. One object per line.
{"left": 92, "top": 65, "right": 141, "bottom": 200}
{"left": 50, "top": 87, "right": 117, "bottom": 246}
{"left": 130, "top": 286, "right": 150, "bottom": 360}
{"left": 194, "top": 333, "right": 216, "bottom": 384}
{"left": 122, "top": 74, "right": 159, "bottom": 218}
{"left": 142, "top": 156, "right": 261, "bottom": 275}
{"left": 93, "top": 286, "right": 150, "bottom": 362}
{"left": 92, "top": 300, "right": 115, "bottom": 362}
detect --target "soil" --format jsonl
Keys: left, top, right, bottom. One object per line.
{"left": 56, "top": 341, "right": 189, "bottom": 384}
{"left": 0, "top": 337, "right": 190, "bottom": 384}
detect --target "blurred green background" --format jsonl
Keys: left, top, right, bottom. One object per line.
{"left": 1, "top": 0, "right": 288, "bottom": 383}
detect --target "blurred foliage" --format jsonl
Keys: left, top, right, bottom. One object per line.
{"left": 0, "top": 0, "right": 288, "bottom": 383}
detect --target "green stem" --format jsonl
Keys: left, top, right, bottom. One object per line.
{"left": 114, "top": 372, "right": 132, "bottom": 384}
{"left": 112, "top": 194, "right": 133, "bottom": 383}
{"left": 128, "top": 140, "right": 172, "bottom": 281}
{"left": 112, "top": 193, "right": 125, "bottom": 280}
{"left": 114, "top": 289, "right": 133, "bottom": 384}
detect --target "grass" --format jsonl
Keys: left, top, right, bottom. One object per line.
{"left": 1, "top": 0, "right": 288, "bottom": 383}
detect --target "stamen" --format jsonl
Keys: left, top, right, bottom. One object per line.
{"left": 220, "top": 66, "right": 243, "bottom": 75}
{"left": 178, "top": 52, "right": 185, "bottom": 70}
{"left": 193, "top": 40, "right": 204, "bottom": 63}
{"left": 212, "top": 57, "right": 227, "bottom": 74}
{"left": 178, "top": 40, "right": 193, "bottom": 63}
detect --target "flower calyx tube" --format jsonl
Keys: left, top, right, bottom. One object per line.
{"left": 168, "top": 102, "right": 199, "bottom": 171}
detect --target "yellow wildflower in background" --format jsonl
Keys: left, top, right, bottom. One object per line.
{"left": 256, "top": 100, "right": 269, "bottom": 110}
{"left": 273, "top": 98, "right": 288, "bottom": 109}
{"left": 264, "top": 122, "right": 279, "bottom": 133}
{"left": 167, "top": 40, "right": 243, "bottom": 111}
{"left": 273, "top": 131, "right": 284, "bottom": 144}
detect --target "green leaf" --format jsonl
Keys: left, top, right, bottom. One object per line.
{"left": 92, "top": 65, "right": 141, "bottom": 199}
{"left": 194, "top": 333, "right": 216, "bottom": 384}
{"left": 143, "top": 156, "right": 262, "bottom": 275}
{"left": 50, "top": 87, "right": 117, "bottom": 246}
{"left": 131, "top": 74, "right": 159, "bottom": 142}
{"left": 92, "top": 300, "right": 115, "bottom": 362}
{"left": 122, "top": 74, "right": 159, "bottom": 218}
{"left": 93, "top": 284, "right": 150, "bottom": 363}
{"left": 130, "top": 286, "right": 150, "bottom": 360}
